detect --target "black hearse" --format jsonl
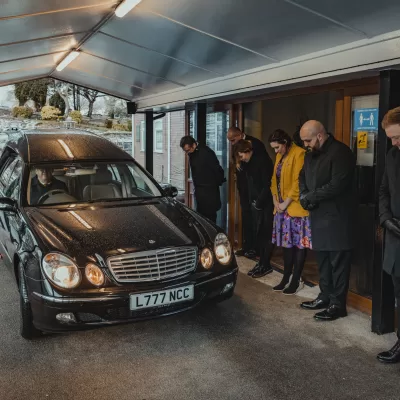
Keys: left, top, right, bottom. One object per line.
{"left": 0, "top": 130, "right": 237, "bottom": 339}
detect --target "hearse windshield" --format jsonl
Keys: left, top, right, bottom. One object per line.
{"left": 28, "top": 161, "right": 162, "bottom": 206}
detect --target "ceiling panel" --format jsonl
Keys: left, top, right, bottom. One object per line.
{"left": 0, "top": 53, "right": 66, "bottom": 75}
{"left": 0, "top": 5, "right": 111, "bottom": 46}
{"left": 291, "top": 0, "right": 400, "bottom": 37}
{"left": 0, "top": 68, "right": 53, "bottom": 86}
{"left": 83, "top": 32, "right": 216, "bottom": 86}
{"left": 141, "top": 0, "right": 365, "bottom": 61}
{"left": 0, "top": 0, "right": 117, "bottom": 19}
{"left": 0, "top": 34, "right": 86, "bottom": 64}
{"left": 71, "top": 52, "right": 181, "bottom": 93}
{"left": 101, "top": 8, "right": 273, "bottom": 76}
{"left": 53, "top": 68, "right": 143, "bottom": 99}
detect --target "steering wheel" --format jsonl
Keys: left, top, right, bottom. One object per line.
{"left": 37, "top": 189, "right": 70, "bottom": 205}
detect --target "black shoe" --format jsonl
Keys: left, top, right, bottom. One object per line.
{"left": 235, "top": 248, "right": 245, "bottom": 257}
{"left": 300, "top": 298, "right": 330, "bottom": 310}
{"left": 244, "top": 250, "right": 257, "bottom": 259}
{"left": 247, "top": 263, "right": 259, "bottom": 276}
{"left": 273, "top": 276, "right": 290, "bottom": 291}
{"left": 377, "top": 340, "right": 400, "bottom": 364}
{"left": 283, "top": 279, "right": 304, "bottom": 295}
{"left": 314, "top": 305, "right": 347, "bottom": 321}
{"left": 252, "top": 265, "right": 273, "bottom": 279}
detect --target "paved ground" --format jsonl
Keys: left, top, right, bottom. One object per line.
{"left": 1, "top": 258, "right": 400, "bottom": 400}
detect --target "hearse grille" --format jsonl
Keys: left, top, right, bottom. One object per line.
{"left": 107, "top": 247, "right": 198, "bottom": 283}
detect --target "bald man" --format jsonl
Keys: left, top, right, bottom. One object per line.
{"left": 299, "top": 120, "right": 356, "bottom": 321}
{"left": 227, "top": 127, "right": 271, "bottom": 262}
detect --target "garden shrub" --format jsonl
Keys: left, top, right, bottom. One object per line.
{"left": 12, "top": 106, "right": 33, "bottom": 119}
{"left": 41, "top": 106, "right": 61, "bottom": 120}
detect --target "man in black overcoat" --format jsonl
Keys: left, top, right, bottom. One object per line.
{"left": 180, "top": 136, "right": 225, "bottom": 224}
{"left": 299, "top": 120, "right": 356, "bottom": 321}
{"left": 377, "top": 107, "right": 400, "bottom": 363}
{"left": 227, "top": 127, "right": 270, "bottom": 259}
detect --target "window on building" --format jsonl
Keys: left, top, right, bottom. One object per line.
{"left": 135, "top": 123, "right": 141, "bottom": 142}
{"left": 154, "top": 119, "right": 163, "bottom": 153}
{"left": 140, "top": 121, "right": 146, "bottom": 152}
{"left": 119, "top": 141, "right": 132, "bottom": 155}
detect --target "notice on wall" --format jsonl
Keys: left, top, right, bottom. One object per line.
{"left": 353, "top": 108, "right": 379, "bottom": 131}
{"left": 357, "top": 131, "right": 368, "bottom": 149}
{"left": 353, "top": 108, "right": 378, "bottom": 167}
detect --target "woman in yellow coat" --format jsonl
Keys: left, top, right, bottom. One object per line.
{"left": 269, "top": 129, "right": 312, "bottom": 295}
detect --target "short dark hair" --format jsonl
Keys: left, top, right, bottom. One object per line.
{"left": 268, "top": 129, "right": 292, "bottom": 147}
{"left": 180, "top": 136, "right": 196, "bottom": 148}
{"left": 233, "top": 139, "right": 253, "bottom": 156}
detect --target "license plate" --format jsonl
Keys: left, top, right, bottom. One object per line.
{"left": 130, "top": 285, "right": 194, "bottom": 310}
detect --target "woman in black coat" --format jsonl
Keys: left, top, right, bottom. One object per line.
{"left": 234, "top": 139, "right": 274, "bottom": 278}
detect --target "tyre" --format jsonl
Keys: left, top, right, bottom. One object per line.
{"left": 18, "top": 264, "right": 41, "bottom": 340}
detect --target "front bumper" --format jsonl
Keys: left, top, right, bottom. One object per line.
{"left": 30, "top": 268, "right": 238, "bottom": 332}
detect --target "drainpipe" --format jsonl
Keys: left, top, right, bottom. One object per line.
{"left": 131, "top": 114, "right": 135, "bottom": 157}
{"left": 167, "top": 112, "right": 171, "bottom": 183}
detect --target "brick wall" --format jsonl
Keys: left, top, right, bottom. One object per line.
{"left": 133, "top": 111, "right": 186, "bottom": 191}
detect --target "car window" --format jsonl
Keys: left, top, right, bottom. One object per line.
{"left": 128, "top": 164, "right": 158, "bottom": 196}
{"left": 0, "top": 158, "right": 21, "bottom": 196}
{"left": 28, "top": 161, "right": 162, "bottom": 206}
{"left": 4, "top": 159, "right": 22, "bottom": 200}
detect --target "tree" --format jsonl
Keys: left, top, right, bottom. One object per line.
{"left": 28, "top": 79, "right": 51, "bottom": 111}
{"left": 49, "top": 92, "right": 66, "bottom": 115}
{"left": 104, "top": 96, "right": 117, "bottom": 119}
{"left": 114, "top": 99, "right": 128, "bottom": 118}
{"left": 72, "top": 84, "right": 81, "bottom": 111}
{"left": 14, "top": 83, "right": 30, "bottom": 106}
{"left": 14, "top": 79, "right": 50, "bottom": 110}
{"left": 51, "top": 80, "right": 72, "bottom": 116}
{"left": 81, "top": 88, "right": 105, "bottom": 118}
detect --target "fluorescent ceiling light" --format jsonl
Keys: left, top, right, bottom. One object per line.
{"left": 56, "top": 51, "right": 80, "bottom": 72}
{"left": 115, "top": 0, "right": 142, "bottom": 18}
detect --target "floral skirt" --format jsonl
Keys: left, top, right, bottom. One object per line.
{"left": 272, "top": 212, "right": 312, "bottom": 249}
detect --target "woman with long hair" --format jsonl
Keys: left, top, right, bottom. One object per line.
{"left": 269, "top": 129, "right": 312, "bottom": 294}
{"left": 234, "top": 139, "right": 274, "bottom": 278}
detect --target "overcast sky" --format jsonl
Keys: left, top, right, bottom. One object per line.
{"left": 0, "top": 86, "right": 15, "bottom": 107}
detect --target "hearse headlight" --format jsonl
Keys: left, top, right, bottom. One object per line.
{"left": 214, "top": 233, "right": 232, "bottom": 265}
{"left": 85, "top": 263, "right": 105, "bottom": 287}
{"left": 200, "top": 248, "right": 214, "bottom": 269}
{"left": 42, "top": 253, "right": 81, "bottom": 289}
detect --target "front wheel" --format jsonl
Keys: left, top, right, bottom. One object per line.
{"left": 19, "top": 264, "right": 41, "bottom": 340}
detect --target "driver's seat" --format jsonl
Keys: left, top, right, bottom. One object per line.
{"left": 83, "top": 169, "right": 122, "bottom": 201}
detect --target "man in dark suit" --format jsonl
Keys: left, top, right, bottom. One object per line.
{"left": 377, "top": 107, "right": 400, "bottom": 363}
{"left": 299, "top": 120, "right": 356, "bottom": 321}
{"left": 180, "top": 136, "right": 225, "bottom": 224}
{"left": 227, "top": 127, "right": 271, "bottom": 259}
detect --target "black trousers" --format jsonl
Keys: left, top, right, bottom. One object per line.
{"left": 242, "top": 206, "right": 256, "bottom": 253}
{"left": 253, "top": 206, "right": 273, "bottom": 268}
{"left": 315, "top": 250, "right": 352, "bottom": 309}
{"left": 392, "top": 275, "right": 400, "bottom": 339}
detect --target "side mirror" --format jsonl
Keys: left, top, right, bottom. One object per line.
{"left": 163, "top": 185, "right": 178, "bottom": 198}
{"left": 0, "top": 197, "right": 17, "bottom": 213}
